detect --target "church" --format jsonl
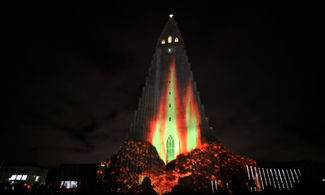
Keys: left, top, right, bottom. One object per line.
{"left": 128, "top": 14, "right": 216, "bottom": 164}
{"left": 97, "top": 15, "right": 310, "bottom": 194}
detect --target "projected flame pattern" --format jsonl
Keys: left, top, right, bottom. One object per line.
{"left": 103, "top": 140, "right": 257, "bottom": 194}
{"left": 149, "top": 58, "right": 201, "bottom": 163}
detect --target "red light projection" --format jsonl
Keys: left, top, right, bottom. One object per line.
{"left": 148, "top": 58, "right": 201, "bottom": 163}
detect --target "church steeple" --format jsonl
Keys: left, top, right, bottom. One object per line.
{"left": 157, "top": 14, "right": 184, "bottom": 47}
{"left": 129, "top": 15, "right": 216, "bottom": 163}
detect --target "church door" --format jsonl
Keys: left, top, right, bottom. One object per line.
{"left": 167, "top": 135, "right": 175, "bottom": 163}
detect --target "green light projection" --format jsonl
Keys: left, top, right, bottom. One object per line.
{"left": 163, "top": 63, "right": 180, "bottom": 162}
{"left": 186, "top": 82, "right": 201, "bottom": 151}
{"left": 152, "top": 61, "right": 180, "bottom": 163}
{"left": 186, "top": 98, "right": 199, "bottom": 151}
{"left": 151, "top": 59, "right": 201, "bottom": 164}
{"left": 152, "top": 122, "right": 162, "bottom": 160}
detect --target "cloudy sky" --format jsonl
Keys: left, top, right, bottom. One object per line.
{"left": 2, "top": 1, "right": 322, "bottom": 167}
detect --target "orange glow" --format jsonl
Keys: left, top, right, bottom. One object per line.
{"left": 139, "top": 171, "right": 192, "bottom": 194}
{"left": 148, "top": 58, "right": 202, "bottom": 163}
{"left": 104, "top": 140, "right": 257, "bottom": 194}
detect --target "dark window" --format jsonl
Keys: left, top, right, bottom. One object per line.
{"left": 169, "top": 104, "right": 171, "bottom": 108}
{"left": 169, "top": 117, "right": 171, "bottom": 121}
{"left": 169, "top": 91, "right": 171, "bottom": 95}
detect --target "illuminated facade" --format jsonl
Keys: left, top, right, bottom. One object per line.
{"left": 129, "top": 15, "right": 216, "bottom": 163}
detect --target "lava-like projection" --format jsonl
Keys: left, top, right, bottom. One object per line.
{"left": 149, "top": 58, "right": 201, "bottom": 163}
{"left": 103, "top": 140, "right": 257, "bottom": 194}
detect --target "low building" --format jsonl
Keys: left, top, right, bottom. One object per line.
{"left": 242, "top": 160, "right": 319, "bottom": 193}
{"left": 51, "top": 163, "right": 98, "bottom": 191}
{"left": 0, "top": 162, "right": 48, "bottom": 193}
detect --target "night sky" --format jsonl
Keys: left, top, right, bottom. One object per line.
{"left": 2, "top": 2, "right": 322, "bottom": 167}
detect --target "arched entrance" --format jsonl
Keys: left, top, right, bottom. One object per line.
{"left": 166, "top": 135, "right": 175, "bottom": 163}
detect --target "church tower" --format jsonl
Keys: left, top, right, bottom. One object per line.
{"left": 129, "top": 15, "right": 216, "bottom": 163}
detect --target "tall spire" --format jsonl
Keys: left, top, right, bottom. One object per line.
{"left": 129, "top": 15, "right": 216, "bottom": 163}
{"left": 157, "top": 14, "right": 184, "bottom": 46}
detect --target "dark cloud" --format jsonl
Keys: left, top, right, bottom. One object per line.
{"left": 1, "top": 1, "right": 322, "bottom": 167}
